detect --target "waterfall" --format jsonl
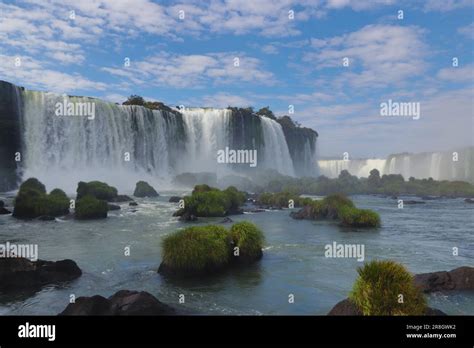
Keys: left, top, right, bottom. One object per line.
{"left": 318, "top": 148, "right": 474, "bottom": 182}
{"left": 2, "top": 84, "right": 316, "bottom": 192}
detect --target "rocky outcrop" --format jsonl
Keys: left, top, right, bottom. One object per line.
{"left": 0, "top": 257, "right": 82, "bottom": 291}
{"left": 133, "top": 181, "right": 159, "bottom": 198}
{"left": 289, "top": 205, "right": 312, "bottom": 219}
{"left": 0, "top": 81, "right": 22, "bottom": 192}
{"left": 59, "top": 290, "right": 176, "bottom": 315}
{"left": 464, "top": 198, "right": 474, "bottom": 204}
{"left": 110, "top": 195, "right": 133, "bottom": 203}
{"left": 327, "top": 298, "right": 446, "bottom": 316}
{"left": 168, "top": 196, "right": 182, "bottom": 203}
{"left": 414, "top": 266, "right": 474, "bottom": 293}
{"left": 107, "top": 204, "right": 121, "bottom": 211}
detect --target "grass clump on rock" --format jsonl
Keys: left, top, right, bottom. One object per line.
{"left": 75, "top": 195, "right": 108, "bottom": 220}
{"left": 175, "top": 185, "right": 246, "bottom": 219}
{"left": 290, "top": 193, "right": 380, "bottom": 228}
{"left": 133, "top": 181, "right": 159, "bottom": 197}
{"left": 76, "top": 181, "right": 118, "bottom": 201}
{"left": 349, "top": 260, "right": 427, "bottom": 315}
{"left": 158, "top": 221, "right": 264, "bottom": 277}
{"left": 13, "top": 178, "right": 70, "bottom": 219}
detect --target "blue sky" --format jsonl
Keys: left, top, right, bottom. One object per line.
{"left": 0, "top": 0, "right": 473, "bottom": 158}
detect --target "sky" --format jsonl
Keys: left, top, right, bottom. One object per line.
{"left": 0, "top": 0, "right": 473, "bottom": 158}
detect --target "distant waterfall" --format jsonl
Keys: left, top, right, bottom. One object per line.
{"left": 319, "top": 148, "right": 474, "bottom": 182}
{"left": 9, "top": 86, "right": 315, "bottom": 192}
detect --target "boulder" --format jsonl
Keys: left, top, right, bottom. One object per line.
{"left": 0, "top": 258, "right": 82, "bottom": 291}
{"left": 75, "top": 196, "right": 108, "bottom": 220}
{"left": 60, "top": 290, "right": 175, "bottom": 315}
{"left": 107, "top": 204, "right": 121, "bottom": 211}
{"left": 168, "top": 196, "right": 182, "bottom": 203}
{"left": 129, "top": 201, "right": 138, "bottom": 206}
{"left": 110, "top": 195, "right": 133, "bottom": 203}
{"left": 36, "top": 215, "right": 55, "bottom": 221}
{"left": 133, "top": 181, "right": 159, "bottom": 198}
{"left": 464, "top": 198, "right": 474, "bottom": 204}
{"left": 76, "top": 181, "right": 118, "bottom": 201}
{"left": 289, "top": 205, "right": 312, "bottom": 219}
{"left": 414, "top": 266, "right": 474, "bottom": 293}
{"left": 327, "top": 298, "right": 446, "bottom": 316}
{"left": 178, "top": 211, "right": 197, "bottom": 221}
{"left": 0, "top": 200, "right": 11, "bottom": 215}
{"left": 220, "top": 217, "right": 233, "bottom": 223}
{"left": 404, "top": 200, "right": 426, "bottom": 205}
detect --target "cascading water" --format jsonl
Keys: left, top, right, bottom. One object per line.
{"left": 8, "top": 85, "right": 313, "bottom": 193}
{"left": 318, "top": 148, "right": 474, "bottom": 182}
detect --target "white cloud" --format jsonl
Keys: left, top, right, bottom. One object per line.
{"left": 437, "top": 64, "right": 474, "bottom": 83}
{"left": 102, "top": 52, "right": 276, "bottom": 88}
{"left": 423, "top": 0, "right": 472, "bottom": 12}
{"left": 325, "top": 0, "right": 395, "bottom": 11}
{"left": 458, "top": 22, "right": 474, "bottom": 39}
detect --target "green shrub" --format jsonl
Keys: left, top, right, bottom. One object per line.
{"left": 161, "top": 225, "right": 231, "bottom": 274}
{"left": 223, "top": 186, "right": 246, "bottom": 212}
{"left": 133, "top": 181, "right": 159, "bottom": 197}
{"left": 339, "top": 206, "right": 381, "bottom": 228}
{"left": 18, "top": 177, "right": 46, "bottom": 194}
{"left": 76, "top": 181, "right": 118, "bottom": 201}
{"left": 75, "top": 195, "right": 108, "bottom": 219}
{"left": 229, "top": 221, "right": 264, "bottom": 262}
{"left": 349, "top": 260, "right": 427, "bottom": 315}
{"left": 13, "top": 179, "right": 69, "bottom": 218}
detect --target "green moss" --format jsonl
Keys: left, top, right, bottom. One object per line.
{"left": 76, "top": 181, "right": 118, "bottom": 201}
{"left": 349, "top": 260, "right": 427, "bottom": 315}
{"left": 13, "top": 178, "right": 69, "bottom": 218}
{"left": 161, "top": 225, "right": 231, "bottom": 274}
{"left": 229, "top": 221, "right": 264, "bottom": 262}
{"left": 133, "top": 181, "right": 159, "bottom": 197}
{"left": 257, "top": 191, "right": 311, "bottom": 208}
{"left": 75, "top": 195, "right": 108, "bottom": 220}
{"left": 339, "top": 206, "right": 381, "bottom": 228}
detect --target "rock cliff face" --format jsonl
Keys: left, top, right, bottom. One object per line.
{"left": 0, "top": 80, "right": 22, "bottom": 191}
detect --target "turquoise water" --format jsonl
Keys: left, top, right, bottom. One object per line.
{"left": 0, "top": 193, "right": 473, "bottom": 315}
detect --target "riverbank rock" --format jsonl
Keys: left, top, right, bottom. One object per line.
{"left": 76, "top": 181, "right": 118, "bottom": 201}
{"left": 178, "top": 211, "right": 197, "bottom": 221}
{"left": 168, "top": 196, "right": 182, "bottom": 203}
{"left": 327, "top": 298, "right": 446, "bottom": 316}
{"left": 133, "top": 181, "right": 159, "bottom": 198}
{"left": 129, "top": 201, "right": 138, "bottom": 206}
{"left": 404, "top": 200, "right": 426, "bottom": 205}
{"left": 0, "top": 258, "right": 82, "bottom": 291}
{"left": 414, "top": 266, "right": 474, "bottom": 293}
{"left": 464, "top": 198, "right": 474, "bottom": 204}
{"left": 220, "top": 217, "right": 233, "bottom": 223}
{"left": 59, "top": 290, "right": 176, "bottom": 315}
{"left": 289, "top": 205, "right": 311, "bottom": 219}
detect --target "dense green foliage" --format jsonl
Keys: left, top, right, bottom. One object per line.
{"left": 75, "top": 195, "right": 108, "bottom": 219}
{"left": 177, "top": 185, "right": 246, "bottom": 217}
{"left": 257, "top": 191, "right": 312, "bottom": 208}
{"left": 257, "top": 169, "right": 474, "bottom": 198}
{"left": 160, "top": 222, "right": 264, "bottom": 275}
{"left": 76, "top": 181, "right": 118, "bottom": 201}
{"left": 133, "top": 181, "right": 159, "bottom": 197}
{"left": 349, "top": 260, "right": 427, "bottom": 315}
{"left": 229, "top": 221, "right": 264, "bottom": 262}
{"left": 13, "top": 178, "right": 69, "bottom": 218}
{"left": 290, "top": 193, "right": 380, "bottom": 228}
{"left": 122, "top": 95, "right": 179, "bottom": 114}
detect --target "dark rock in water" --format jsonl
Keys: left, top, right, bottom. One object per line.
{"left": 245, "top": 208, "right": 266, "bottom": 214}
{"left": 289, "top": 205, "right": 312, "bottom": 219}
{"left": 327, "top": 298, "right": 446, "bottom": 316}
{"left": 0, "top": 258, "right": 82, "bottom": 291}
{"left": 0, "top": 201, "right": 11, "bottom": 214}
{"left": 36, "top": 215, "right": 55, "bottom": 221}
{"left": 76, "top": 181, "right": 118, "bottom": 201}
{"left": 168, "top": 196, "right": 182, "bottom": 203}
{"left": 327, "top": 299, "right": 362, "bottom": 315}
{"left": 107, "top": 204, "right": 121, "bottom": 211}
{"left": 220, "top": 217, "right": 233, "bottom": 223}
{"left": 422, "top": 196, "right": 439, "bottom": 200}
{"left": 404, "top": 200, "right": 426, "bottom": 205}
{"left": 464, "top": 198, "right": 474, "bottom": 204}
{"left": 390, "top": 195, "right": 398, "bottom": 200}
{"left": 133, "top": 181, "right": 159, "bottom": 198}
{"left": 178, "top": 211, "right": 197, "bottom": 221}
{"left": 130, "top": 209, "right": 137, "bottom": 213}
{"left": 75, "top": 196, "right": 108, "bottom": 220}
{"left": 129, "top": 201, "right": 138, "bottom": 206}
{"left": 110, "top": 195, "right": 133, "bottom": 202}
{"left": 414, "top": 266, "right": 474, "bottom": 293}
{"left": 59, "top": 290, "right": 176, "bottom": 316}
